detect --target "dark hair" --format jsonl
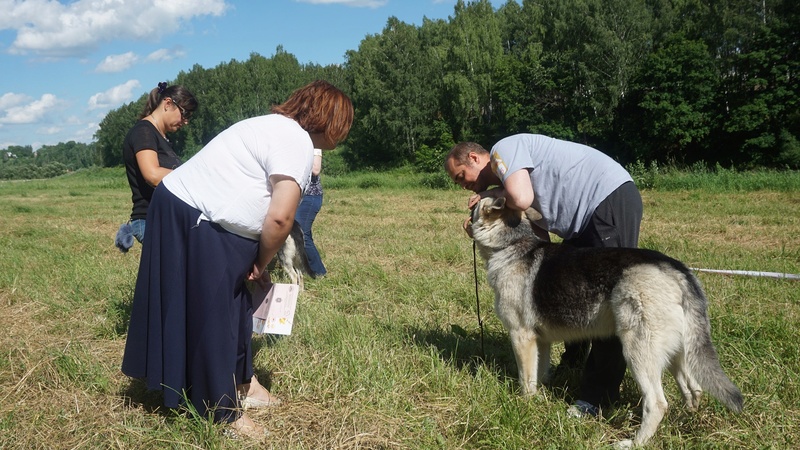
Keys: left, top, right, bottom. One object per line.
{"left": 271, "top": 80, "right": 354, "bottom": 146}
{"left": 447, "top": 142, "right": 489, "bottom": 165}
{"left": 139, "top": 82, "right": 199, "bottom": 119}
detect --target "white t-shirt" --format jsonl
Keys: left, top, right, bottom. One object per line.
{"left": 490, "top": 134, "right": 633, "bottom": 239}
{"left": 163, "top": 114, "right": 313, "bottom": 240}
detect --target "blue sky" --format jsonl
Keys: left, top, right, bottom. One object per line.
{"left": 0, "top": 0, "right": 464, "bottom": 151}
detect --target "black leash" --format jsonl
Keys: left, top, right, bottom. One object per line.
{"left": 472, "top": 240, "right": 485, "bottom": 360}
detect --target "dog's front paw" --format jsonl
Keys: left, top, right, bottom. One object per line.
{"left": 520, "top": 381, "right": 538, "bottom": 396}
{"left": 613, "top": 439, "right": 633, "bottom": 449}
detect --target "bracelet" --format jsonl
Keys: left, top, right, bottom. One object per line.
{"left": 313, "top": 149, "right": 322, "bottom": 156}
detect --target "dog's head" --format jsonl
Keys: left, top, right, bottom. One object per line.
{"left": 470, "top": 197, "right": 544, "bottom": 249}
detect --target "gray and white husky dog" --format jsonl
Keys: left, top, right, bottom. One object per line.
{"left": 470, "top": 196, "right": 743, "bottom": 447}
{"left": 271, "top": 220, "right": 315, "bottom": 290}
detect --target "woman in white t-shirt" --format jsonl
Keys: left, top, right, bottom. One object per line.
{"left": 121, "top": 80, "right": 353, "bottom": 439}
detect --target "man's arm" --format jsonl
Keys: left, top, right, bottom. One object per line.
{"left": 500, "top": 169, "right": 534, "bottom": 211}
{"left": 503, "top": 169, "right": 550, "bottom": 241}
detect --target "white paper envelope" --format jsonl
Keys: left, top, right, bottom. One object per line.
{"left": 251, "top": 283, "right": 298, "bottom": 335}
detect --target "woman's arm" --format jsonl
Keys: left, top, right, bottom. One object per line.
{"left": 135, "top": 150, "right": 173, "bottom": 186}
{"left": 311, "top": 153, "right": 322, "bottom": 176}
{"left": 248, "top": 175, "right": 302, "bottom": 280}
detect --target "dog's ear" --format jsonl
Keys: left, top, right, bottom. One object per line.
{"left": 524, "top": 207, "right": 543, "bottom": 222}
{"left": 490, "top": 197, "right": 506, "bottom": 210}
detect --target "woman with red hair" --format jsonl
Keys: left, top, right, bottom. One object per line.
{"left": 122, "top": 80, "right": 353, "bottom": 439}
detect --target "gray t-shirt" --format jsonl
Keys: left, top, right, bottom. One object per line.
{"left": 490, "top": 134, "right": 633, "bottom": 239}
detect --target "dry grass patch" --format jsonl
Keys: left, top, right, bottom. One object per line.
{"left": 1, "top": 171, "right": 798, "bottom": 449}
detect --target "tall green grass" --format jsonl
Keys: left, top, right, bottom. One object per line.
{"left": 0, "top": 167, "right": 797, "bottom": 449}
{"left": 626, "top": 160, "right": 800, "bottom": 191}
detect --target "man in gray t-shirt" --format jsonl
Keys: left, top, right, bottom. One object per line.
{"left": 445, "top": 133, "right": 643, "bottom": 416}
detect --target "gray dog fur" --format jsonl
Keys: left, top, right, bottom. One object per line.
{"left": 271, "top": 220, "right": 315, "bottom": 290}
{"left": 470, "top": 196, "right": 743, "bottom": 447}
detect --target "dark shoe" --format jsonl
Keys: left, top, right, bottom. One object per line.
{"left": 567, "top": 400, "right": 600, "bottom": 418}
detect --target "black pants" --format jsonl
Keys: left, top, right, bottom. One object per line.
{"left": 562, "top": 181, "right": 643, "bottom": 407}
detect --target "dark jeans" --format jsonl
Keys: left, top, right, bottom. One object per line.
{"left": 295, "top": 194, "right": 327, "bottom": 276}
{"left": 562, "top": 181, "right": 643, "bottom": 407}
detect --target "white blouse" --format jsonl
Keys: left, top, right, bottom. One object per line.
{"left": 163, "top": 114, "right": 313, "bottom": 240}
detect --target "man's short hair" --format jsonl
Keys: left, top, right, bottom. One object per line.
{"left": 447, "top": 142, "right": 489, "bottom": 165}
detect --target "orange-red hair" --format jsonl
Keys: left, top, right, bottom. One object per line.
{"left": 271, "top": 80, "right": 354, "bottom": 146}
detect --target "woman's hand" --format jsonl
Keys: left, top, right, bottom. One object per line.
{"left": 248, "top": 266, "right": 272, "bottom": 291}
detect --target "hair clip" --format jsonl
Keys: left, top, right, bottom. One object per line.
{"left": 157, "top": 82, "right": 168, "bottom": 94}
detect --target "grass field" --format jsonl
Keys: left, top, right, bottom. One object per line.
{"left": 1, "top": 167, "right": 798, "bottom": 449}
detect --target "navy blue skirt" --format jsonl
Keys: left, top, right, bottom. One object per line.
{"left": 122, "top": 185, "right": 259, "bottom": 423}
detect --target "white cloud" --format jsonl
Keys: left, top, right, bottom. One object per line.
{"left": 146, "top": 47, "right": 187, "bottom": 62}
{"left": 0, "top": 92, "right": 30, "bottom": 110}
{"left": 94, "top": 47, "right": 186, "bottom": 73}
{"left": 87, "top": 79, "right": 140, "bottom": 111}
{"left": 65, "top": 115, "right": 84, "bottom": 126}
{"left": 95, "top": 51, "right": 139, "bottom": 73}
{"left": 2, "top": 0, "right": 229, "bottom": 58}
{"left": 294, "top": 0, "right": 388, "bottom": 7}
{"left": 0, "top": 93, "right": 60, "bottom": 124}
{"left": 73, "top": 120, "right": 99, "bottom": 143}
{"left": 39, "top": 125, "right": 61, "bottom": 135}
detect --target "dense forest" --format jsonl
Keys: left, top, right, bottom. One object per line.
{"left": 1, "top": 141, "right": 101, "bottom": 180}
{"left": 2, "top": 0, "right": 798, "bottom": 180}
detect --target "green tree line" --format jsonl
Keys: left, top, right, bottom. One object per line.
{"left": 1, "top": 142, "right": 100, "bottom": 180}
{"left": 4, "top": 0, "right": 798, "bottom": 180}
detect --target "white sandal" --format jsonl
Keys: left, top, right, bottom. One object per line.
{"left": 225, "top": 414, "right": 268, "bottom": 440}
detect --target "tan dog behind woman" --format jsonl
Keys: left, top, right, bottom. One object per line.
{"left": 470, "top": 196, "right": 743, "bottom": 448}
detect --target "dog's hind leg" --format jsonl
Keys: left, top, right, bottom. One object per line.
{"left": 509, "top": 327, "right": 539, "bottom": 395}
{"left": 669, "top": 352, "right": 703, "bottom": 410}
{"left": 282, "top": 257, "right": 301, "bottom": 288}
{"left": 620, "top": 328, "right": 670, "bottom": 446}
{"left": 293, "top": 268, "right": 304, "bottom": 291}
{"left": 630, "top": 363, "right": 669, "bottom": 446}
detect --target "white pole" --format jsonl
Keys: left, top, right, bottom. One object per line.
{"left": 690, "top": 268, "right": 800, "bottom": 281}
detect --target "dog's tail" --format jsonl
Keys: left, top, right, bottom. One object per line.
{"left": 681, "top": 271, "right": 744, "bottom": 412}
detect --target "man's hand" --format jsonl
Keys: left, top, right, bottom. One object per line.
{"left": 467, "top": 187, "right": 503, "bottom": 209}
{"left": 467, "top": 193, "right": 482, "bottom": 209}
{"left": 465, "top": 188, "right": 503, "bottom": 238}
{"left": 462, "top": 216, "right": 474, "bottom": 238}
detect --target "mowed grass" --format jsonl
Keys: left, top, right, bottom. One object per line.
{"left": 0, "top": 167, "right": 798, "bottom": 449}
